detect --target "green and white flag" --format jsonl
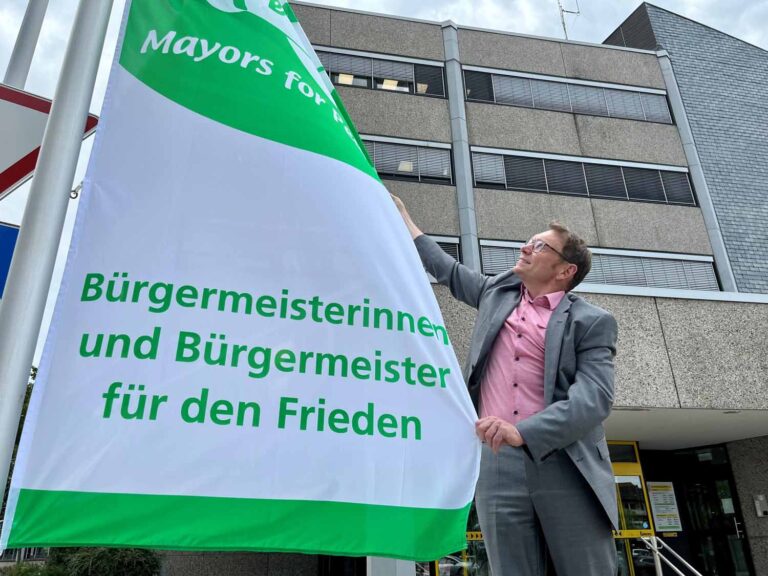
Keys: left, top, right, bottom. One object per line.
{"left": 1, "top": 0, "right": 479, "bottom": 561}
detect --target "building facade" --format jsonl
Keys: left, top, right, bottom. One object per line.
{"left": 5, "top": 2, "right": 766, "bottom": 576}
{"left": 277, "top": 3, "right": 768, "bottom": 575}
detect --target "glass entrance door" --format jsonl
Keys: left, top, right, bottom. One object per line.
{"left": 679, "top": 451, "right": 752, "bottom": 576}
{"left": 641, "top": 445, "right": 755, "bottom": 576}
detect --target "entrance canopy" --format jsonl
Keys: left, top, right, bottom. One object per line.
{"left": 606, "top": 407, "right": 768, "bottom": 449}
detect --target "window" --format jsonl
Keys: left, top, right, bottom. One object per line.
{"left": 320, "top": 52, "right": 371, "bottom": 88}
{"left": 373, "top": 59, "right": 412, "bottom": 93}
{"left": 464, "top": 70, "right": 494, "bottom": 102}
{"left": 641, "top": 93, "right": 672, "bottom": 123}
{"left": 504, "top": 156, "right": 547, "bottom": 192}
{"left": 464, "top": 69, "right": 673, "bottom": 124}
{"left": 364, "top": 139, "right": 452, "bottom": 184}
{"left": 584, "top": 164, "right": 627, "bottom": 199}
{"left": 318, "top": 50, "right": 445, "bottom": 97}
{"left": 426, "top": 236, "right": 461, "bottom": 283}
{"left": 544, "top": 159, "right": 588, "bottom": 196}
{"left": 479, "top": 242, "right": 719, "bottom": 291}
{"left": 531, "top": 79, "right": 571, "bottom": 112}
{"left": 605, "top": 89, "right": 645, "bottom": 121}
{"left": 473, "top": 152, "right": 506, "bottom": 187}
{"left": 472, "top": 152, "right": 696, "bottom": 206}
{"left": 436, "top": 237, "right": 461, "bottom": 262}
{"left": 492, "top": 75, "right": 533, "bottom": 107}
{"left": 414, "top": 64, "right": 445, "bottom": 96}
{"left": 568, "top": 83, "right": 609, "bottom": 116}
{"left": 623, "top": 167, "right": 666, "bottom": 202}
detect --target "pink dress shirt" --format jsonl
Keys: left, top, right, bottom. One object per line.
{"left": 479, "top": 286, "right": 565, "bottom": 426}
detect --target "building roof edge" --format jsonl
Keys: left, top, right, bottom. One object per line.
{"left": 290, "top": 0, "right": 660, "bottom": 55}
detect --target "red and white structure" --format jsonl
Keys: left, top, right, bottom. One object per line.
{"left": 0, "top": 83, "right": 98, "bottom": 200}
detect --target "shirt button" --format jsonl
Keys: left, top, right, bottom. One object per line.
{"left": 517, "top": 334, "right": 523, "bottom": 338}
{"left": 515, "top": 357, "right": 520, "bottom": 361}
{"left": 513, "top": 383, "right": 518, "bottom": 388}
{"left": 513, "top": 410, "right": 519, "bottom": 415}
{"left": 521, "top": 317, "right": 526, "bottom": 321}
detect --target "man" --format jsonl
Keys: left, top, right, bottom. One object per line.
{"left": 392, "top": 195, "right": 618, "bottom": 576}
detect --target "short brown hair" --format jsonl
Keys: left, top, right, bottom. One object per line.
{"left": 549, "top": 221, "right": 591, "bottom": 290}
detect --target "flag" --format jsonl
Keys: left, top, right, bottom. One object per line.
{"left": 1, "top": 0, "right": 479, "bottom": 560}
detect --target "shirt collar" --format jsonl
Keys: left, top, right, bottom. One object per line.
{"left": 521, "top": 285, "right": 566, "bottom": 310}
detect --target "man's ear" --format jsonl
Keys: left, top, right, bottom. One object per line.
{"left": 560, "top": 263, "right": 577, "bottom": 283}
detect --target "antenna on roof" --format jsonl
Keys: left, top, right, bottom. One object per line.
{"left": 557, "top": 0, "right": 581, "bottom": 40}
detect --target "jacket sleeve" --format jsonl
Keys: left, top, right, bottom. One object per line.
{"left": 516, "top": 312, "right": 618, "bottom": 462}
{"left": 414, "top": 234, "right": 490, "bottom": 309}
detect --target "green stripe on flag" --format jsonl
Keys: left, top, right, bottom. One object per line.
{"left": 7, "top": 489, "right": 470, "bottom": 561}
{"left": 119, "top": 0, "right": 376, "bottom": 179}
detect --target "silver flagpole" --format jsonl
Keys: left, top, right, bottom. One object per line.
{"left": 0, "top": 0, "right": 113, "bottom": 506}
{"left": 3, "top": 0, "right": 50, "bottom": 89}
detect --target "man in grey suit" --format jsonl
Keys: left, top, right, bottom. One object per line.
{"left": 392, "top": 195, "right": 618, "bottom": 576}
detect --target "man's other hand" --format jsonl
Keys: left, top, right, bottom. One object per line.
{"left": 476, "top": 416, "right": 524, "bottom": 453}
{"left": 390, "top": 193, "right": 423, "bottom": 240}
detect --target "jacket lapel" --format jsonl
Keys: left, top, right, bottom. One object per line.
{"left": 543, "top": 294, "right": 573, "bottom": 404}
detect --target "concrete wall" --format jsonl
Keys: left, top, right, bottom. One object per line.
{"left": 293, "top": 4, "right": 444, "bottom": 60}
{"left": 467, "top": 103, "right": 581, "bottom": 156}
{"left": 585, "top": 294, "right": 679, "bottom": 408}
{"left": 459, "top": 29, "right": 665, "bottom": 89}
{"left": 466, "top": 103, "right": 686, "bottom": 166}
{"left": 656, "top": 299, "right": 768, "bottom": 410}
{"left": 574, "top": 115, "right": 686, "bottom": 166}
{"left": 590, "top": 200, "right": 712, "bottom": 254}
{"left": 292, "top": 4, "right": 331, "bottom": 46}
{"left": 329, "top": 10, "right": 444, "bottom": 60}
{"left": 560, "top": 43, "right": 664, "bottom": 88}
{"left": 474, "top": 189, "right": 599, "bottom": 244}
{"left": 383, "top": 181, "right": 459, "bottom": 236}
{"left": 728, "top": 435, "right": 768, "bottom": 576}
{"left": 458, "top": 29, "right": 565, "bottom": 76}
{"left": 338, "top": 87, "right": 452, "bottom": 143}
{"left": 474, "top": 189, "right": 712, "bottom": 255}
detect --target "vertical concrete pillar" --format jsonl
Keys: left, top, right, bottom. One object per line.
{"left": 657, "top": 50, "right": 738, "bottom": 292}
{"left": 442, "top": 22, "right": 481, "bottom": 272}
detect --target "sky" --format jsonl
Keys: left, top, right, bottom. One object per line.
{"left": 0, "top": 0, "right": 766, "bottom": 360}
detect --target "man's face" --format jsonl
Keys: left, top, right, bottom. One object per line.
{"left": 513, "top": 230, "right": 572, "bottom": 287}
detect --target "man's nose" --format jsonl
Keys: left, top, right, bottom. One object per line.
{"left": 521, "top": 243, "right": 533, "bottom": 255}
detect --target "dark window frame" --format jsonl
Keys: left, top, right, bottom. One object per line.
{"left": 471, "top": 152, "right": 697, "bottom": 207}
{"left": 479, "top": 241, "right": 719, "bottom": 291}
{"left": 364, "top": 139, "right": 454, "bottom": 186}
{"left": 318, "top": 50, "right": 447, "bottom": 99}
{"left": 463, "top": 69, "right": 674, "bottom": 125}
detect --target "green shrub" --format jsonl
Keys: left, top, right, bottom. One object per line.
{"left": 0, "top": 563, "right": 66, "bottom": 576}
{"left": 63, "top": 548, "right": 159, "bottom": 576}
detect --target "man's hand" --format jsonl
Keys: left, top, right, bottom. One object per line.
{"left": 476, "top": 416, "right": 524, "bottom": 453}
{"left": 390, "top": 193, "right": 423, "bottom": 240}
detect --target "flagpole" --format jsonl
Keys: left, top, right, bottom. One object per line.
{"left": 3, "top": 0, "right": 49, "bottom": 89}
{"left": 0, "top": 0, "right": 113, "bottom": 505}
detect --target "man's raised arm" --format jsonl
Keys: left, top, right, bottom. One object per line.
{"left": 391, "top": 194, "right": 489, "bottom": 309}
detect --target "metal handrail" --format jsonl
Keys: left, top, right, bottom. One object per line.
{"left": 640, "top": 536, "right": 704, "bottom": 576}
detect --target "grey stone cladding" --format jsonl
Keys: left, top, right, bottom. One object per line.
{"left": 608, "top": 3, "right": 768, "bottom": 293}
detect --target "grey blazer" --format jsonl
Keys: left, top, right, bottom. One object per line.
{"left": 416, "top": 235, "right": 619, "bottom": 529}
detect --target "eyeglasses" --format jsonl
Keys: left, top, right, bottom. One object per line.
{"left": 522, "top": 238, "right": 574, "bottom": 264}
